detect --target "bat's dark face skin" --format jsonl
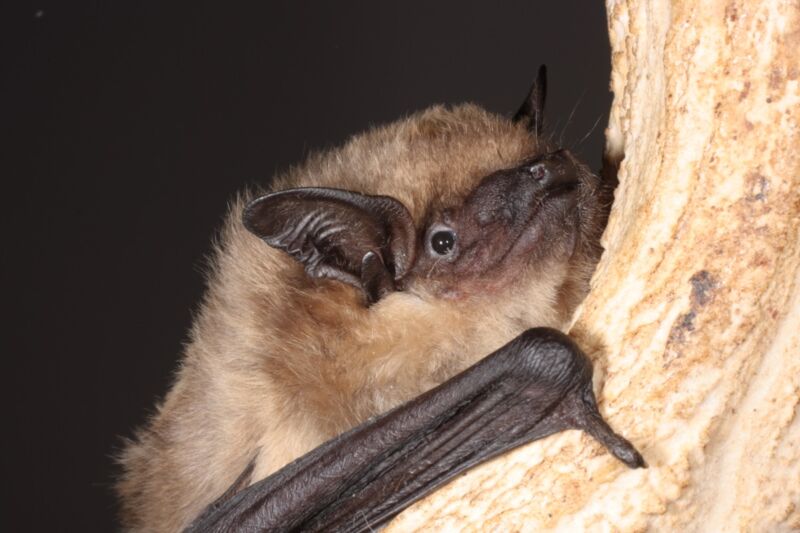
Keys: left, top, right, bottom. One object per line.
{"left": 410, "top": 149, "right": 598, "bottom": 299}
{"left": 117, "top": 67, "right": 640, "bottom": 533}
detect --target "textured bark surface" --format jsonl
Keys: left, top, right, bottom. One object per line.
{"left": 386, "top": 0, "right": 800, "bottom": 530}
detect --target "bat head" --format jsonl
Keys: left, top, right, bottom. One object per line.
{"left": 243, "top": 66, "right": 609, "bottom": 317}
{"left": 408, "top": 147, "right": 599, "bottom": 300}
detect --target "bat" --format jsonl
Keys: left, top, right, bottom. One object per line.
{"left": 116, "top": 66, "right": 644, "bottom": 532}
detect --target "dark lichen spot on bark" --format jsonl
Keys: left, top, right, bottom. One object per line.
{"left": 665, "top": 271, "right": 719, "bottom": 357}
{"left": 690, "top": 270, "right": 718, "bottom": 306}
{"left": 669, "top": 310, "right": 697, "bottom": 345}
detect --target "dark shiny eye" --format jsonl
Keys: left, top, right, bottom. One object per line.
{"left": 431, "top": 230, "right": 456, "bottom": 255}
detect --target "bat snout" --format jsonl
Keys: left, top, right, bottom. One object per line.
{"left": 523, "top": 149, "right": 580, "bottom": 193}
{"left": 466, "top": 149, "right": 584, "bottom": 228}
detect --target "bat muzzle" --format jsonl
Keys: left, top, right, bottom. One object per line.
{"left": 522, "top": 149, "right": 580, "bottom": 194}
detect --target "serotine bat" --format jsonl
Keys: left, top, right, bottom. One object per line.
{"left": 117, "top": 66, "right": 644, "bottom": 532}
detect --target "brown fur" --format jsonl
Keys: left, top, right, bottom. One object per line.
{"left": 116, "top": 103, "right": 609, "bottom": 531}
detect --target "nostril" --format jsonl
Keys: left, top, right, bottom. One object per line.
{"left": 527, "top": 162, "right": 549, "bottom": 181}
{"left": 520, "top": 150, "right": 580, "bottom": 191}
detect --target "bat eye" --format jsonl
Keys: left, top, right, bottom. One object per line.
{"left": 431, "top": 230, "right": 456, "bottom": 256}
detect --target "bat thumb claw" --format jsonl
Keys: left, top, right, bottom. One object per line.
{"left": 568, "top": 386, "right": 647, "bottom": 469}
{"left": 580, "top": 412, "right": 647, "bottom": 468}
{"left": 608, "top": 438, "right": 647, "bottom": 468}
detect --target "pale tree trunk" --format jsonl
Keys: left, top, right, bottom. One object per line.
{"left": 387, "top": 0, "right": 800, "bottom": 530}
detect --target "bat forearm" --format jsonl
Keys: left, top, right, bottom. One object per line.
{"left": 186, "top": 327, "right": 644, "bottom": 533}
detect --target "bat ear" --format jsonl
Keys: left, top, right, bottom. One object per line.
{"left": 513, "top": 64, "right": 547, "bottom": 137}
{"left": 243, "top": 187, "right": 417, "bottom": 304}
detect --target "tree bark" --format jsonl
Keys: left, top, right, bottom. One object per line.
{"left": 386, "top": 0, "right": 800, "bottom": 530}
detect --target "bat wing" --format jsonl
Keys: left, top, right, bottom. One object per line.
{"left": 186, "top": 328, "right": 644, "bottom": 533}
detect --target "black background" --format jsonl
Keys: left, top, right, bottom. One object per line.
{"left": 2, "top": 2, "right": 611, "bottom": 530}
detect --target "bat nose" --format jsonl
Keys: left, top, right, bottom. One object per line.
{"left": 524, "top": 149, "right": 579, "bottom": 191}
{"left": 467, "top": 149, "right": 582, "bottom": 225}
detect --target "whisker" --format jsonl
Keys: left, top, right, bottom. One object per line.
{"left": 559, "top": 90, "right": 586, "bottom": 147}
{"left": 575, "top": 113, "right": 605, "bottom": 150}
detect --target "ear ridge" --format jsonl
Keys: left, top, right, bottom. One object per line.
{"left": 513, "top": 64, "right": 547, "bottom": 137}
{"left": 243, "top": 187, "right": 416, "bottom": 304}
